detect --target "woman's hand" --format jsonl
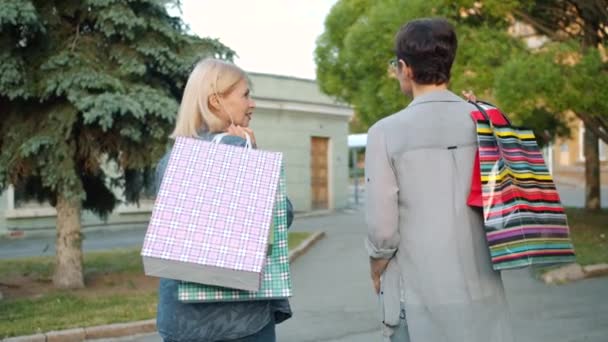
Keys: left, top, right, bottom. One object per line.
{"left": 227, "top": 124, "right": 257, "bottom": 147}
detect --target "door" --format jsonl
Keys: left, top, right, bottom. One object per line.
{"left": 311, "top": 137, "right": 329, "bottom": 210}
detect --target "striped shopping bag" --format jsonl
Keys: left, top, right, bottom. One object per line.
{"left": 177, "top": 168, "right": 292, "bottom": 302}
{"left": 471, "top": 102, "right": 576, "bottom": 270}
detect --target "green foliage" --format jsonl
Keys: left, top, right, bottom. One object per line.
{"left": 0, "top": 0, "right": 43, "bottom": 32}
{"left": 315, "top": 0, "right": 524, "bottom": 129}
{"left": 0, "top": 0, "right": 235, "bottom": 215}
{"left": 468, "top": 0, "right": 608, "bottom": 144}
{"left": 0, "top": 292, "right": 158, "bottom": 338}
{"left": 451, "top": 24, "right": 525, "bottom": 100}
{"left": 566, "top": 208, "right": 608, "bottom": 266}
{"left": 316, "top": 0, "right": 607, "bottom": 145}
{"left": 494, "top": 42, "right": 608, "bottom": 143}
{"left": 314, "top": 0, "right": 374, "bottom": 104}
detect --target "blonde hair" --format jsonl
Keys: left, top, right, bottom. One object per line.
{"left": 170, "top": 58, "right": 247, "bottom": 138}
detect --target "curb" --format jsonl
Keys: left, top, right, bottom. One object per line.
{"left": 541, "top": 262, "right": 608, "bottom": 285}
{"left": 294, "top": 210, "right": 334, "bottom": 219}
{"left": 1, "top": 210, "right": 333, "bottom": 241}
{"left": 1, "top": 320, "right": 157, "bottom": 342}
{"left": 2, "top": 231, "right": 327, "bottom": 342}
{"left": 0, "top": 223, "right": 149, "bottom": 242}
{"left": 288, "top": 231, "right": 326, "bottom": 264}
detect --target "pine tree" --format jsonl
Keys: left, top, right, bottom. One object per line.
{"left": 0, "top": 0, "right": 235, "bottom": 288}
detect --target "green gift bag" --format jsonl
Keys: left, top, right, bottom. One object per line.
{"left": 267, "top": 220, "right": 274, "bottom": 256}
{"left": 177, "top": 168, "right": 292, "bottom": 302}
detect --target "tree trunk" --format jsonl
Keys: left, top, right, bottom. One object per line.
{"left": 53, "top": 193, "right": 84, "bottom": 289}
{"left": 584, "top": 125, "right": 601, "bottom": 210}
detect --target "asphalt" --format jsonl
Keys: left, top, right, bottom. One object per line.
{"left": 85, "top": 209, "right": 608, "bottom": 342}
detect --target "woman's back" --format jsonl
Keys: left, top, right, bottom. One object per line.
{"left": 154, "top": 133, "right": 292, "bottom": 342}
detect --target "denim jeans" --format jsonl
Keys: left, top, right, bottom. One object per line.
{"left": 390, "top": 303, "right": 411, "bottom": 342}
{"left": 218, "top": 319, "right": 276, "bottom": 342}
{"left": 163, "top": 319, "right": 275, "bottom": 342}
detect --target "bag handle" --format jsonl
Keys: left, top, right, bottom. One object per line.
{"left": 468, "top": 100, "right": 513, "bottom": 127}
{"left": 211, "top": 132, "right": 252, "bottom": 149}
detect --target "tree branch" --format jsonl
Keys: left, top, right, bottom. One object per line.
{"left": 577, "top": 111, "right": 608, "bottom": 144}
{"left": 512, "top": 9, "right": 566, "bottom": 42}
{"left": 70, "top": 23, "right": 80, "bottom": 52}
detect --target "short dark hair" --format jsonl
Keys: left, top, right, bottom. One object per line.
{"left": 394, "top": 18, "right": 457, "bottom": 85}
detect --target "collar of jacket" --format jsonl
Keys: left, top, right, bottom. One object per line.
{"left": 406, "top": 89, "right": 464, "bottom": 109}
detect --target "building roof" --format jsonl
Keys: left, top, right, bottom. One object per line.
{"left": 248, "top": 72, "right": 349, "bottom": 108}
{"left": 248, "top": 72, "right": 353, "bottom": 118}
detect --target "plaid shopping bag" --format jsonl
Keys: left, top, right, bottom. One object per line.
{"left": 141, "top": 136, "right": 282, "bottom": 291}
{"left": 177, "top": 168, "right": 292, "bottom": 302}
{"left": 471, "top": 102, "right": 576, "bottom": 270}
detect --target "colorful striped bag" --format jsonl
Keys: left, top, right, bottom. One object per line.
{"left": 177, "top": 168, "right": 292, "bottom": 302}
{"left": 471, "top": 102, "right": 576, "bottom": 270}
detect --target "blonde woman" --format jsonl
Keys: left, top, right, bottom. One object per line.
{"left": 154, "top": 59, "right": 293, "bottom": 342}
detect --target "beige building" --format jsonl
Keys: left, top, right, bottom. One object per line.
{"left": 549, "top": 114, "right": 608, "bottom": 186}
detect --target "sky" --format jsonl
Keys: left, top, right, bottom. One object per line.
{"left": 175, "top": 0, "right": 338, "bottom": 80}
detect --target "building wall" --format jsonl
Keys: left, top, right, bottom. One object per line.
{"left": 248, "top": 72, "right": 352, "bottom": 212}
{"left": 251, "top": 109, "right": 349, "bottom": 212}
{"left": 551, "top": 117, "right": 608, "bottom": 186}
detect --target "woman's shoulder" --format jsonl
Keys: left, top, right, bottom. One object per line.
{"left": 216, "top": 135, "right": 248, "bottom": 147}
{"left": 197, "top": 132, "right": 248, "bottom": 147}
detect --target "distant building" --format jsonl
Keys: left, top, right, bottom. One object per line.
{"left": 548, "top": 112, "right": 608, "bottom": 186}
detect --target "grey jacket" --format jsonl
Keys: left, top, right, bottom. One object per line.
{"left": 365, "top": 90, "right": 514, "bottom": 341}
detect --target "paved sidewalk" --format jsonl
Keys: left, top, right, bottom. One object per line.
{"left": 98, "top": 209, "right": 608, "bottom": 342}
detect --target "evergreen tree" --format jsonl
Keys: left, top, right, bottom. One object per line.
{"left": 0, "top": 0, "right": 234, "bottom": 288}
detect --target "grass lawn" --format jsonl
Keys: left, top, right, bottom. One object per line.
{"left": 566, "top": 208, "right": 608, "bottom": 266}
{"left": 0, "top": 231, "right": 313, "bottom": 338}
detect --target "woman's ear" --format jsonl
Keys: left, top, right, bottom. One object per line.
{"left": 209, "top": 94, "right": 221, "bottom": 110}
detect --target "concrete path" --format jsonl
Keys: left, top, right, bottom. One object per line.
{"left": 95, "top": 209, "right": 608, "bottom": 342}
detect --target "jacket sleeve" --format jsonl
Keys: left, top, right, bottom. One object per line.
{"left": 364, "top": 123, "right": 400, "bottom": 259}
{"left": 154, "top": 153, "right": 171, "bottom": 197}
